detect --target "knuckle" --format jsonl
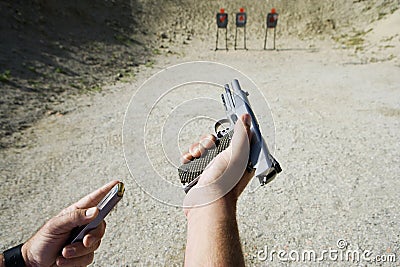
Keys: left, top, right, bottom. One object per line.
{"left": 68, "top": 210, "right": 85, "bottom": 227}
{"left": 181, "top": 153, "right": 193, "bottom": 163}
{"left": 189, "top": 143, "right": 204, "bottom": 157}
{"left": 189, "top": 142, "right": 198, "bottom": 152}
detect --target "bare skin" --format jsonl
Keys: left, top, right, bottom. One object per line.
{"left": 1, "top": 180, "right": 119, "bottom": 267}
{"left": 183, "top": 114, "right": 254, "bottom": 267}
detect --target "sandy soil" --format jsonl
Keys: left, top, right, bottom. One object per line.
{"left": 1, "top": 1, "right": 400, "bottom": 266}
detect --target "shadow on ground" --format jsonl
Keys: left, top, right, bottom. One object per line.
{"left": 0, "top": 0, "right": 152, "bottom": 148}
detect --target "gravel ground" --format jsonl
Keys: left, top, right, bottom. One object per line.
{"left": 1, "top": 37, "right": 399, "bottom": 266}
{"left": 1, "top": 2, "right": 400, "bottom": 267}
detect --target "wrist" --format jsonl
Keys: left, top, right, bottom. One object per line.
{"left": 20, "top": 243, "right": 33, "bottom": 267}
{"left": 186, "top": 197, "right": 237, "bottom": 223}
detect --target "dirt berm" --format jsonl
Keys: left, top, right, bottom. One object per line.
{"left": 1, "top": 0, "right": 398, "bottom": 148}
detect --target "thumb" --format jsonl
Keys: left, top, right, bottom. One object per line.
{"left": 47, "top": 207, "right": 99, "bottom": 234}
{"left": 230, "top": 114, "right": 252, "bottom": 153}
{"left": 240, "top": 113, "right": 252, "bottom": 140}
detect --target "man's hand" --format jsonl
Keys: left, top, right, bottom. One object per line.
{"left": 182, "top": 113, "right": 254, "bottom": 210}
{"left": 182, "top": 114, "right": 253, "bottom": 267}
{"left": 21, "top": 180, "right": 119, "bottom": 267}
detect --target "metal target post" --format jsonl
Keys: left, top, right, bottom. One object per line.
{"left": 234, "top": 8, "right": 247, "bottom": 50}
{"left": 216, "top": 8, "right": 228, "bottom": 51}
{"left": 264, "top": 26, "right": 277, "bottom": 50}
{"left": 264, "top": 8, "right": 278, "bottom": 50}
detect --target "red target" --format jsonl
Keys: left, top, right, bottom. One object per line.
{"left": 216, "top": 8, "right": 228, "bottom": 28}
{"left": 236, "top": 8, "right": 247, "bottom": 28}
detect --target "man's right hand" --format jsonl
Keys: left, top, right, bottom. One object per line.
{"left": 182, "top": 114, "right": 253, "bottom": 267}
{"left": 182, "top": 113, "right": 254, "bottom": 211}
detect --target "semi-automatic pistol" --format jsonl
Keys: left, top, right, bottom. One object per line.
{"left": 178, "top": 79, "right": 281, "bottom": 193}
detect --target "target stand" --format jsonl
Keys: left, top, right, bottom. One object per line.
{"left": 264, "top": 9, "right": 278, "bottom": 50}
{"left": 234, "top": 8, "right": 247, "bottom": 50}
{"left": 215, "top": 9, "right": 228, "bottom": 51}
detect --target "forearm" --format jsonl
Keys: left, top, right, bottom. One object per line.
{"left": 185, "top": 199, "right": 245, "bottom": 267}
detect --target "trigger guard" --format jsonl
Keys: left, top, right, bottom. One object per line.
{"left": 215, "top": 118, "right": 231, "bottom": 138}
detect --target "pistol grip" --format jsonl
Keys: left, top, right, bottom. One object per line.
{"left": 178, "top": 130, "right": 234, "bottom": 188}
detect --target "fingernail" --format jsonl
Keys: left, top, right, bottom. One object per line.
{"left": 85, "top": 207, "right": 97, "bottom": 217}
{"left": 64, "top": 247, "right": 75, "bottom": 257}
{"left": 182, "top": 153, "right": 192, "bottom": 164}
{"left": 243, "top": 114, "right": 251, "bottom": 127}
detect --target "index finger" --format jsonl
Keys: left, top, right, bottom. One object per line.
{"left": 62, "top": 180, "right": 120, "bottom": 214}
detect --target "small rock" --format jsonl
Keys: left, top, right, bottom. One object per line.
{"left": 161, "top": 32, "right": 168, "bottom": 39}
